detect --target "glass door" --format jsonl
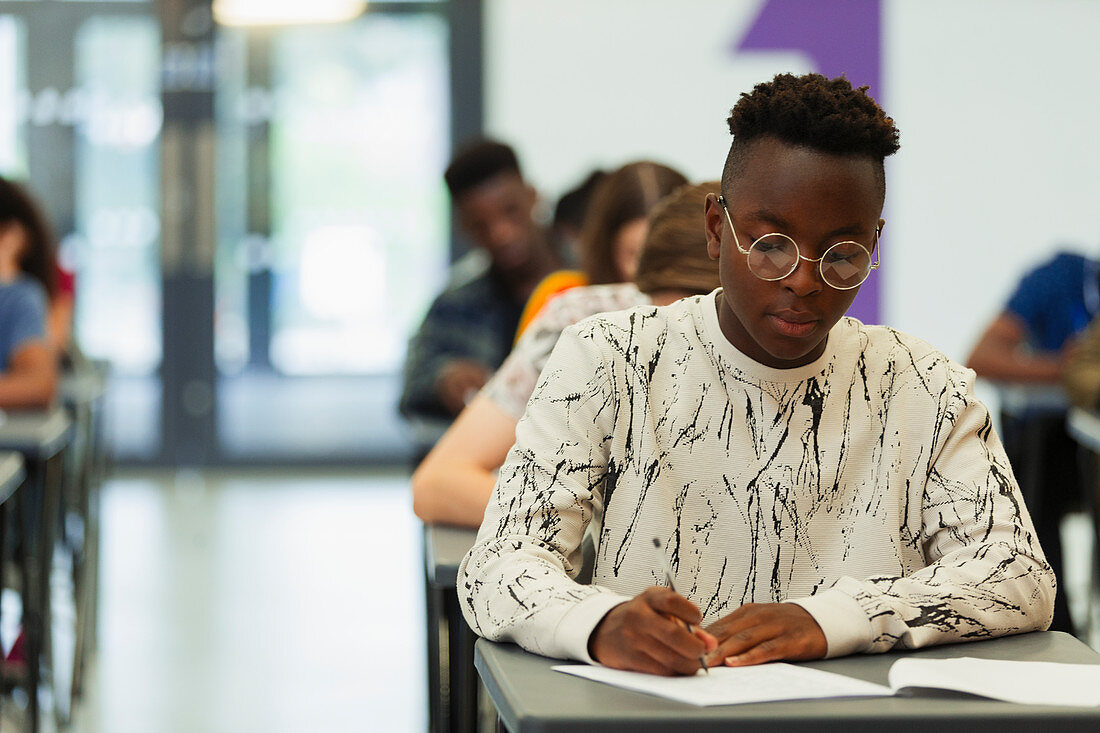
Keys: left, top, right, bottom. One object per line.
{"left": 0, "top": 1, "right": 162, "bottom": 460}
{"left": 0, "top": 0, "right": 477, "bottom": 464}
{"left": 214, "top": 8, "right": 454, "bottom": 462}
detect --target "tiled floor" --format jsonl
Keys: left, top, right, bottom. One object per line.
{"left": 70, "top": 468, "right": 427, "bottom": 733}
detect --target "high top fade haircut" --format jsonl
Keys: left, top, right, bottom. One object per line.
{"left": 722, "top": 73, "right": 900, "bottom": 204}
{"left": 444, "top": 139, "right": 523, "bottom": 200}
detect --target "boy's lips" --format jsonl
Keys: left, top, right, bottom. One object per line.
{"left": 768, "top": 310, "right": 819, "bottom": 337}
{"left": 771, "top": 309, "right": 818, "bottom": 324}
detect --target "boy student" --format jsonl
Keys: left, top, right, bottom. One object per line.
{"left": 458, "top": 73, "right": 1054, "bottom": 675}
{"left": 400, "top": 140, "right": 560, "bottom": 424}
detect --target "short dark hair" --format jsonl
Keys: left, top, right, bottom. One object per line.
{"left": 722, "top": 73, "right": 900, "bottom": 201}
{"left": 444, "top": 139, "right": 522, "bottom": 199}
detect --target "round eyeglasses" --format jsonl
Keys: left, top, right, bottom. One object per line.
{"left": 717, "top": 195, "right": 880, "bottom": 291}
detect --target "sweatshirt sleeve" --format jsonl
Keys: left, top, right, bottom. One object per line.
{"left": 458, "top": 322, "right": 633, "bottom": 661}
{"left": 801, "top": 367, "right": 1056, "bottom": 655}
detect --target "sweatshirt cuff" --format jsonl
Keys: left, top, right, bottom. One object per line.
{"left": 787, "top": 588, "right": 872, "bottom": 658}
{"left": 551, "top": 590, "right": 633, "bottom": 664}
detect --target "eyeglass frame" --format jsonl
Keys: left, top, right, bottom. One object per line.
{"left": 716, "top": 194, "right": 881, "bottom": 291}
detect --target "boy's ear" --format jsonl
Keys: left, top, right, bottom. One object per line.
{"left": 703, "top": 193, "right": 723, "bottom": 261}
{"left": 873, "top": 217, "right": 885, "bottom": 254}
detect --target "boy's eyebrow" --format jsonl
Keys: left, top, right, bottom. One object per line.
{"left": 821, "top": 223, "right": 871, "bottom": 240}
{"left": 739, "top": 209, "right": 792, "bottom": 231}
{"left": 739, "top": 209, "right": 872, "bottom": 240}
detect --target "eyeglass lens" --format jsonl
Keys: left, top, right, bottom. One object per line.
{"left": 747, "top": 235, "right": 871, "bottom": 289}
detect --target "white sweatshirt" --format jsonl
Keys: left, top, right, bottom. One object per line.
{"left": 483, "top": 283, "right": 650, "bottom": 419}
{"left": 458, "top": 291, "right": 1055, "bottom": 662}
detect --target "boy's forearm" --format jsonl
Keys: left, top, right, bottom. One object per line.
{"left": 458, "top": 530, "right": 629, "bottom": 661}
{"left": 821, "top": 374, "right": 1055, "bottom": 654}
{"left": 827, "top": 543, "right": 1055, "bottom": 654}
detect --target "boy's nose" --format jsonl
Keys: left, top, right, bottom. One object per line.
{"left": 783, "top": 256, "right": 823, "bottom": 297}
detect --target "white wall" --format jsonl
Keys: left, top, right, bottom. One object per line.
{"left": 485, "top": 0, "right": 1100, "bottom": 364}
{"left": 886, "top": 0, "right": 1100, "bottom": 361}
{"left": 485, "top": 0, "right": 810, "bottom": 190}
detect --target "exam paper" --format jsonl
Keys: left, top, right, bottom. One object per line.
{"left": 552, "top": 663, "right": 892, "bottom": 706}
{"left": 888, "top": 657, "right": 1100, "bottom": 707}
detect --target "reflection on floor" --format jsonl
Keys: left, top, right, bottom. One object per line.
{"left": 105, "top": 374, "right": 417, "bottom": 463}
{"left": 71, "top": 468, "right": 426, "bottom": 733}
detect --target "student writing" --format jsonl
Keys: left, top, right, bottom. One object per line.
{"left": 458, "top": 73, "right": 1054, "bottom": 676}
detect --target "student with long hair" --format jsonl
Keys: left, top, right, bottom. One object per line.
{"left": 514, "top": 161, "right": 687, "bottom": 338}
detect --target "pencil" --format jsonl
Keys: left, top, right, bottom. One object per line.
{"left": 652, "top": 537, "right": 708, "bottom": 675}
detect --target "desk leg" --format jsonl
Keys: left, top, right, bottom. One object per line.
{"left": 445, "top": 589, "right": 478, "bottom": 733}
{"left": 0, "top": 498, "right": 6, "bottom": 724}
{"left": 425, "top": 571, "right": 446, "bottom": 733}
{"left": 20, "top": 459, "right": 45, "bottom": 733}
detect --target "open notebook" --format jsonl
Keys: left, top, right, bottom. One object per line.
{"left": 554, "top": 657, "right": 1100, "bottom": 708}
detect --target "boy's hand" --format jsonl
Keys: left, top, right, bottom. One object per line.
{"left": 704, "top": 603, "right": 827, "bottom": 667}
{"left": 589, "top": 587, "right": 717, "bottom": 676}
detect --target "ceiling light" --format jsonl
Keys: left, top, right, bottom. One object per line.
{"left": 212, "top": 0, "right": 367, "bottom": 27}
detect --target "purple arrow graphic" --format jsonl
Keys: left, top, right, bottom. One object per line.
{"left": 735, "top": 0, "right": 884, "bottom": 324}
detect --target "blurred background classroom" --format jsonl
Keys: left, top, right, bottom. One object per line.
{"left": 0, "top": 0, "right": 1097, "bottom": 731}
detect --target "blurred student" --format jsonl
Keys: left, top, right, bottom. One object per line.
{"left": 460, "top": 73, "right": 1052, "bottom": 675}
{"left": 515, "top": 161, "right": 687, "bottom": 338}
{"left": 0, "top": 177, "right": 58, "bottom": 408}
{"left": 399, "top": 140, "right": 560, "bottom": 424}
{"left": 413, "top": 181, "right": 720, "bottom": 526}
{"left": 967, "top": 250, "right": 1094, "bottom": 633}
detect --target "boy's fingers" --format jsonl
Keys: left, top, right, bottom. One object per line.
{"left": 724, "top": 637, "right": 787, "bottom": 667}
{"left": 694, "top": 627, "right": 719, "bottom": 653}
{"left": 642, "top": 635, "right": 709, "bottom": 676}
{"left": 645, "top": 586, "right": 703, "bottom": 626}
{"left": 645, "top": 615, "right": 708, "bottom": 661}
{"left": 707, "top": 622, "right": 780, "bottom": 664}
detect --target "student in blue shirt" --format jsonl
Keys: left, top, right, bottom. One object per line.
{"left": 0, "top": 177, "right": 58, "bottom": 408}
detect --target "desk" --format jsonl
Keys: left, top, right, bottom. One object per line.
{"left": 1069, "top": 407, "right": 1100, "bottom": 452}
{"left": 476, "top": 632, "right": 1100, "bottom": 732}
{"left": 0, "top": 408, "right": 74, "bottom": 732}
{"left": 424, "top": 524, "right": 480, "bottom": 733}
{"left": 0, "top": 450, "right": 24, "bottom": 504}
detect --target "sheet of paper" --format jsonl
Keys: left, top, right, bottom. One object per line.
{"left": 553, "top": 662, "right": 892, "bottom": 707}
{"left": 888, "top": 657, "right": 1100, "bottom": 707}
